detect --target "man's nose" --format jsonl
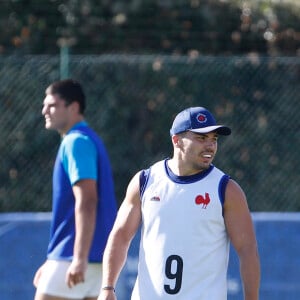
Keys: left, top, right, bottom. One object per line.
{"left": 42, "top": 105, "right": 48, "bottom": 115}
{"left": 205, "top": 140, "right": 216, "bottom": 148}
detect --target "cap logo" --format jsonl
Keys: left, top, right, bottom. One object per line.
{"left": 196, "top": 113, "right": 207, "bottom": 123}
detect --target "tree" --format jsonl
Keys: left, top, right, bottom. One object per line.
{"left": 0, "top": 0, "right": 298, "bottom": 56}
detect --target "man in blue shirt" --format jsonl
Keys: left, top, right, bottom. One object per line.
{"left": 34, "top": 79, "right": 117, "bottom": 300}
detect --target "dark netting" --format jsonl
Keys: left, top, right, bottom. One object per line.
{"left": 0, "top": 54, "right": 299, "bottom": 212}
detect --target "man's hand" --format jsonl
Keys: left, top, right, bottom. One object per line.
{"left": 66, "top": 259, "right": 87, "bottom": 288}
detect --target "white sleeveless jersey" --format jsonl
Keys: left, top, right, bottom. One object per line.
{"left": 131, "top": 160, "right": 230, "bottom": 300}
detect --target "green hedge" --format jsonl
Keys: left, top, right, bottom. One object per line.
{"left": 0, "top": 0, "right": 299, "bottom": 55}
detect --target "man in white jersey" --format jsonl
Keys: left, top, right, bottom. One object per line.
{"left": 98, "top": 107, "right": 260, "bottom": 300}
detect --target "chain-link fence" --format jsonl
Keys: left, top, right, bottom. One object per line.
{"left": 0, "top": 54, "right": 299, "bottom": 212}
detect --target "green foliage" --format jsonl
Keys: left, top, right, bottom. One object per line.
{"left": 0, "top": 0, "right": 299, "bottom": 55}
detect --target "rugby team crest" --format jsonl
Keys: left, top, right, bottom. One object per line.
{"left": 196, "top": 113, "right": 207, "bottom": 123}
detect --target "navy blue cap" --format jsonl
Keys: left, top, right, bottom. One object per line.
{"left": 170, "top": 107, "right": 231, "bottom": 136}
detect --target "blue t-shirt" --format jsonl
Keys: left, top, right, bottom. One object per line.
{"left": 47, "top": 122, "right": 117, "bottom": 262}
{"left": 60, "top": 125, "right": 98, "bottom": 184}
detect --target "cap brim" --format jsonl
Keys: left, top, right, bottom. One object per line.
{"left": 189, "top": 125, "right": 231, "bottom": 136}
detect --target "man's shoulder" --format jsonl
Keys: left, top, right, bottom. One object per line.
{"left": 61, "top": 130, "right": 97, "bottom": 154}
{"left": 210, "top": 165, "right": 228, "bottom": 177}
{"left": 64, "top": 130, "right": 90, "bottom": 143}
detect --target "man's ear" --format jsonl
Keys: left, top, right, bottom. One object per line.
{"left": 172, "top": 134, "right": 181, "bottom": 147}
{"left": 69, "top": 101, "right": 81, "bottom": 114}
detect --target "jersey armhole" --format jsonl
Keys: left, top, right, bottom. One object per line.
{"left": 139, "top": 168, "right": 150, "bottom": 199}
{"left": 219, "top": 174, "right": 230, "bottom": 215}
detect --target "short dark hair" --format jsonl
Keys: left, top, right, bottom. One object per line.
{"left": 46, "top": 79, "right": 86, "bottom": 114}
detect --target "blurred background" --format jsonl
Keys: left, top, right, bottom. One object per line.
{"left": 0, "top": 0, "right": 299, "bottom": 299}
{"left": 0, "top": 0, "right": 299, "bottom": 212}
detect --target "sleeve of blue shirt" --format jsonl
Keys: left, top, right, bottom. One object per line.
{"left": 60, "top": 132, "right": 98, "bottom": 185}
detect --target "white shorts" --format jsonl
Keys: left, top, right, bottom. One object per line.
{"left": 36, "top": 260, "right": 102, "bottom": 299}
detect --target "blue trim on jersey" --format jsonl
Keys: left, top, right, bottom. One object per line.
{"left": 140, "top": 159, "right": 229, "bottom": 209}
{"left": 219, "top": 175, "right": 230, "bottom": 206}
{"left": 164, "top": 158, "right": 214, "bottom": 184}
{"left": 139, "top": 168, "right": 151, "bottom": 198}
